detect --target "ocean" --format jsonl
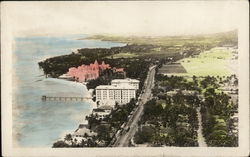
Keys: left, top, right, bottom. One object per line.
{"left": 13, "top": 34, "right": 125, "bottom": 147}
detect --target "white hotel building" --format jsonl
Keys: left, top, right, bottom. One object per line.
{"left": 96, "top": 79, "right": 139, "bottom": 105}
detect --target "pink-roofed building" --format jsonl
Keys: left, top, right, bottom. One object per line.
{"left": 99, "top": 61, "right": 111, "bottom": 70}
{"left": 66, "top": 60, "right": 113, "bottom": 82}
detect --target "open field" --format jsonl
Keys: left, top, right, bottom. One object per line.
{"left": 164, "top": 47, "right": 235, "bottom": 77}
{"left": 106, "top": 52, "right": 139, "bottom": 59}
{"left": 158, "top": 63, "right": 187, "bottom": 74}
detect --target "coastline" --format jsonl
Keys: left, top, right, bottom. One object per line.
{"left": 35, "top": 32, "right": 238, "bottom": 148}
{"left": 77, "top": 36, "right": 128, "bottom": 46}
{"left": 13, "top": 35, "right": 128, "bottom": 147}
{"left": 52, "top": 78, "right": 97, "bottom": 142}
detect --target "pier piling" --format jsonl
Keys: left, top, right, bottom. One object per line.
{"left": 41, "top": 95, "right": 91, "bottom": 102}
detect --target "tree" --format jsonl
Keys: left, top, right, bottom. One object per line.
{"left": 96, "top": 125, "right": 111, "bottom": 144}
{"left": 134, "top": 126, "right": 155, "bottom": 144}
{"left": 207, "top": 130, "right": 228, "bottom": 146}
{"left": 64, "top": 134, "right": 73, "bottom": 144}
{"left": 52, "top": 140, "right": 69, "bottom": 148}
{"left": 73, "top": 138, "right": 78, "bottom": 146}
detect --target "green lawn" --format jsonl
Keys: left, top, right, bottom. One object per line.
{"left": 174, "top": 47, "right": 233, "bottom": 76}
{"left": 107, "top": 52, "right": 139, "bottom": 59}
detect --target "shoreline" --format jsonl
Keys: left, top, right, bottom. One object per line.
{"left": 37, "top": 32, "right": 238, "bottom": 147}
{"left": 51, "top": 78, "right": 97, "bottom": 142}
{"left": 77, "top": 36, "right": 128, "bottom": 45}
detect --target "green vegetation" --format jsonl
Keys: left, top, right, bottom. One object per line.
{"left": 136, "top": 96, "right": 199, "bottom": 146}
{"left": 85, "top": 99, "right": 137, "bottom": 147}
{"left": 135, "top": 72, "right": 238, "bottom": 147}
{"left": 136, "top": 75, "right": 201, "bottom": 146}
{"left": 44, "top": 30, "right": 238, "bottom": 147}
{"left": 52, "top": 133, "right": 98, "bottom": 148}
{"left": 176, "top": 47, "right": 234, "bottom": 76}
{"left": 200, "top": 76, "right": 238, "bottom": 146}
{"left": 39, "top": 30, "right": 237, "bottom": 81}
{"left": 86, "top": 30, "right": 237, "bottom": 47}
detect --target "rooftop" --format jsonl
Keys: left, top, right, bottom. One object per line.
{"left": 111, "top": 78, "right": 139, "bottom": 83}
{"left": 73, "top": 127, "right": 97, "bottom": 137}
{"left": 96, "top": 84, "right": 136, "bottom": 90}
{"left": 99, "top": 105, "right": 113, "bottom": 110}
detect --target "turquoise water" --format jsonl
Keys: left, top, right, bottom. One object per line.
{"left": 13, "top": 35, "right": 125, "bottom": 147}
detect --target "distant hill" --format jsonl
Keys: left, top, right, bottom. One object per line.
{"left": 85, "top": 30, "right": 238, "bottom": 47}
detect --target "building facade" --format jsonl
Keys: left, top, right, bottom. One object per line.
{"left": 64, "top": 60, "right": 126, "bottom": 83}
{"left": 92, "top": 105, "right": 113, "bottom": 120}
{"left": 66, "top": 60, "right": 111, "bottom": 82}
{"left": 96, "top": 83, "right": 137, "bottom": 105}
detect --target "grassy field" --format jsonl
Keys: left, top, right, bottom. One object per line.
{"left": 106, "top": 52, "right": 139, "bottom": 59}
{"left": 158, "top": 63, "right": 187, "bottom": 74}
{"left": 173, "top": 47, "right": 233, "bottom": 76}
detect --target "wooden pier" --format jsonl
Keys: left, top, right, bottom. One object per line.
{"left": 42, "top": 95, "right": 92, "bottom": 102}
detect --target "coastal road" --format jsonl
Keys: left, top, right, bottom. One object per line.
{"left": 113, "top": 65, "right": 156, "bottom": 147}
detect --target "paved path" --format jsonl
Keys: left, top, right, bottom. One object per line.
{"left": 113, "top": 66, "right": 156, "bottom": 147}
{"left": 197, "top": 107, "right": 207, "bottom": 147}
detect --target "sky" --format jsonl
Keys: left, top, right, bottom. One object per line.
{"left": 1, "top": 1, "right": 248, "bottom": 37}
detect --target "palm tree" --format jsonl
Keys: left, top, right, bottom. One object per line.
{"left": 84, "top": 133, "right": 89, "bottom": 140}
{"left": 64, "top": 134, "right": 73, "bottom": 145}
{"left": 81, "top": 139, "right": 86, "bottom": 147}
{"left": 74, "top": 138, "right": 78, "bottom": 146}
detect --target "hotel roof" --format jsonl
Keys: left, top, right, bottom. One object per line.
{"left": 96, "top": 84, "right": 136, "bottom": 90}
{"left": 111, "top": 78, "right": 139, "bottom": 83}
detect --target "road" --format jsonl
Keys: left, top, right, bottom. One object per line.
{"left": 196, "top": 107, "right": 207, "bottom": 147}
{"left": 113, "top": 65, "right": 156, "bottom": 147}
